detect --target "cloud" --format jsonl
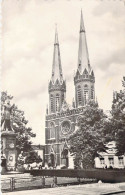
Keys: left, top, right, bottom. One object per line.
{"left": 102, "top": 48, "right": 125, "bottom": 69}
{"left": 2, "top": 0, "right": 125, "bottom": 144}
{"left": 93, "top": 1, "right": 125, "bottom": 17}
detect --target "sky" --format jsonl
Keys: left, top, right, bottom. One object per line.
{"left": 2, "top": 0, "right": 125, "bottom": 145}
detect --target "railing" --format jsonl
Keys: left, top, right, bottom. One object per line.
{"left": 1, "top": 176, "right": 45, "bottom": 192}
{"left": 1, "top": 175, "right": 96, "bottom": 192}
{"left": 1, "top": 169, "right": 125, "bottom": 192}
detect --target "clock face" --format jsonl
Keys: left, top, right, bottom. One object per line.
{"left": 9, "top": 143, "right": 14, "bottom": 149}
{"left": 7, "top": 139, "right": 15, "bottom": 149}
{"left": 9, "top": 156, "right": 13, "bottom": 161}
{"left": 61, "top": 121, "right": 71, "bottom": 135}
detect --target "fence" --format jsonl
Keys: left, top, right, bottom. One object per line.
{"left": 1, "top": 175, "right": 96, "bottom": 192}
{"left": 1, "top": 176, "right": 45, "bottom": 192}
{"left": 1, "top": 169, "right": 125, "bottom": 192}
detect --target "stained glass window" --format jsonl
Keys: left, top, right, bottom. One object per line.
{"left": 84, "top": 84, "right": 89, "bottom": 104}
{"left": 50, "top": 122, "right": 55, "bottom": 139}
{"left": 56, "top": 94, "right": 60, "bottom": 112}
{"left": 50, "top": 95, "right": 54, "bottom": 113}
{"left": 77, "top": 85, "right": 82, "bottom": 106}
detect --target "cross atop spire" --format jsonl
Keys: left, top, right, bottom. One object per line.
{"left": 51, "top": 26, "right": 63, "bottom": 84}
{"left": 78, "top": 10, "right": 91, "bottom": 74}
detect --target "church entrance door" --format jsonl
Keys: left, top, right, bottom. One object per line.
{"left": 61, "top": 149, "right": 69, "bottom": 168}
{"left": 50, "top": 153, "right": 55, "bottom": 167}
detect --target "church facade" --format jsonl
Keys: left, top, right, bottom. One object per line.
{"left": 45, "top": 11, "right": 95, "bottom": 168}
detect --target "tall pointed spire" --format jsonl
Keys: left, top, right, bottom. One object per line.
{"left": 54, "top": 24, "right": 59, "bottom": 44}
{"left": 78, "top": 10, "right": 90, "bottom": 74}
{"left": 80, "top": 9, "right": 85, "bottom": 33}
{"left": 51, "top": 26, "right": 63, "bottom": 84}
{"left": 74, "top": 11, "right": 95, "bottom": 108}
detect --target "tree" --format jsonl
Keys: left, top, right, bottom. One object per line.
{"left": 25, "top": 151, "right": 42, "bottom": 164}
{"left": 1, "top": 91, "right": 36, "bottom": 156}
{"left": 68, "top": 100, "right": 108, "bottom": 169}
{"left": 111, "top": 77, "right": 125, "bottom": 156}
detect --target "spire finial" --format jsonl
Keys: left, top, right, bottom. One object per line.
{"left": 55, "top": 23, "right": 57, "bottom": 32}
{"left": 55, "top": 23, "right": 58, "bottom": 44}
{"left": 72, "top": 98, "right": 75, "bottom": 108}
{"left": 96, "top": 96, "right": 98, "bottom": 106}
{"left": 80, "top": 9, "right": 85, "bottom": 33}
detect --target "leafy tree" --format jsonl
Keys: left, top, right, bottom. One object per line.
{"left": 1, "top": 91, "right": 36, "bottom": 156}
{"left": 25, "top": 151, "right": 42, "bottom": 164}
{"left": 111, "top": 77, "right": 125, "bottom": 156}
{"left": 68, "top": 100, "right": 108, "bottom": 169}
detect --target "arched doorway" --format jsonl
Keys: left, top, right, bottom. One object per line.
{"left": 61, "top": 148, "right": 69, "bottom": 168}
{"left": 49, "top": 145, "right": 56, "bottom": 168}
{"left": 50, "top": 152, "right": 55, "bottom": 167}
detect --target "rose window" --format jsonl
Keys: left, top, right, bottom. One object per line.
{"left": 61, "top": 121, "right": 71, "bottom": 135}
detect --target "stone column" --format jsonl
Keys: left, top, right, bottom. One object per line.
{"left": 1, "top": 131, "right": 17, "bottom": 172}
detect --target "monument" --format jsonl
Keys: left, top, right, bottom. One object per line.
{"left": 1, "top": 99, "right": 17, "bottom": 172}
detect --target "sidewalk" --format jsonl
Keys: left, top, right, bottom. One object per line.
{"left": 3, "top": 182, "right": 125, "bottom": 195}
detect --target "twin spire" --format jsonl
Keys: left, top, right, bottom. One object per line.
{"left": 51, "top": 10, "right": 91, "bottom": 83}
{"left": 78, "top": 10, "right": 91, "bottom": 74}
{"left": 51, "top": 25, "right": 63, "bottom": 84}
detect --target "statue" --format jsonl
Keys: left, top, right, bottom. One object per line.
{"left": 1, "top": 99, "right": 14, "bottom": 131}
{"left": 122, "top": 76, "right": 125, "bottom": 88}
{"left": 1, "top": 97, "right": 17, "bottom": 172}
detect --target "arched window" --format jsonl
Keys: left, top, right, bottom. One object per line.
{"left": 56, "top": 94, "right": 60, "bottom": 112}
{"left": 91, "top": 86, "right": 94, "bottom": 99}
{"left": 50, "top": 95, "right": 54, "bottom": 113}
{"left": 50, "top": 122, "right": 55, "bottom": 139}
{"left": 62, "top": 94, "right": 64, "bottom": 104}
{"left": 84, "top": 84, "right": 89, "bottom": 104}
{"left": 77, "top": 85, "right": 82, "bottom": 106}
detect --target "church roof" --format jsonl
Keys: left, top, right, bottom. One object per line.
{"left": 77, "top": 10, "right": 91, "bottom": 74}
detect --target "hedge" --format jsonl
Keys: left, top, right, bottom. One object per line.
{"left": 24, "top": 169, "right": 125, "bottom": 183}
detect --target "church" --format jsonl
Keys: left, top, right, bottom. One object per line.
{"left": 45, "top": 11, "right": 95, "bottom": 168}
